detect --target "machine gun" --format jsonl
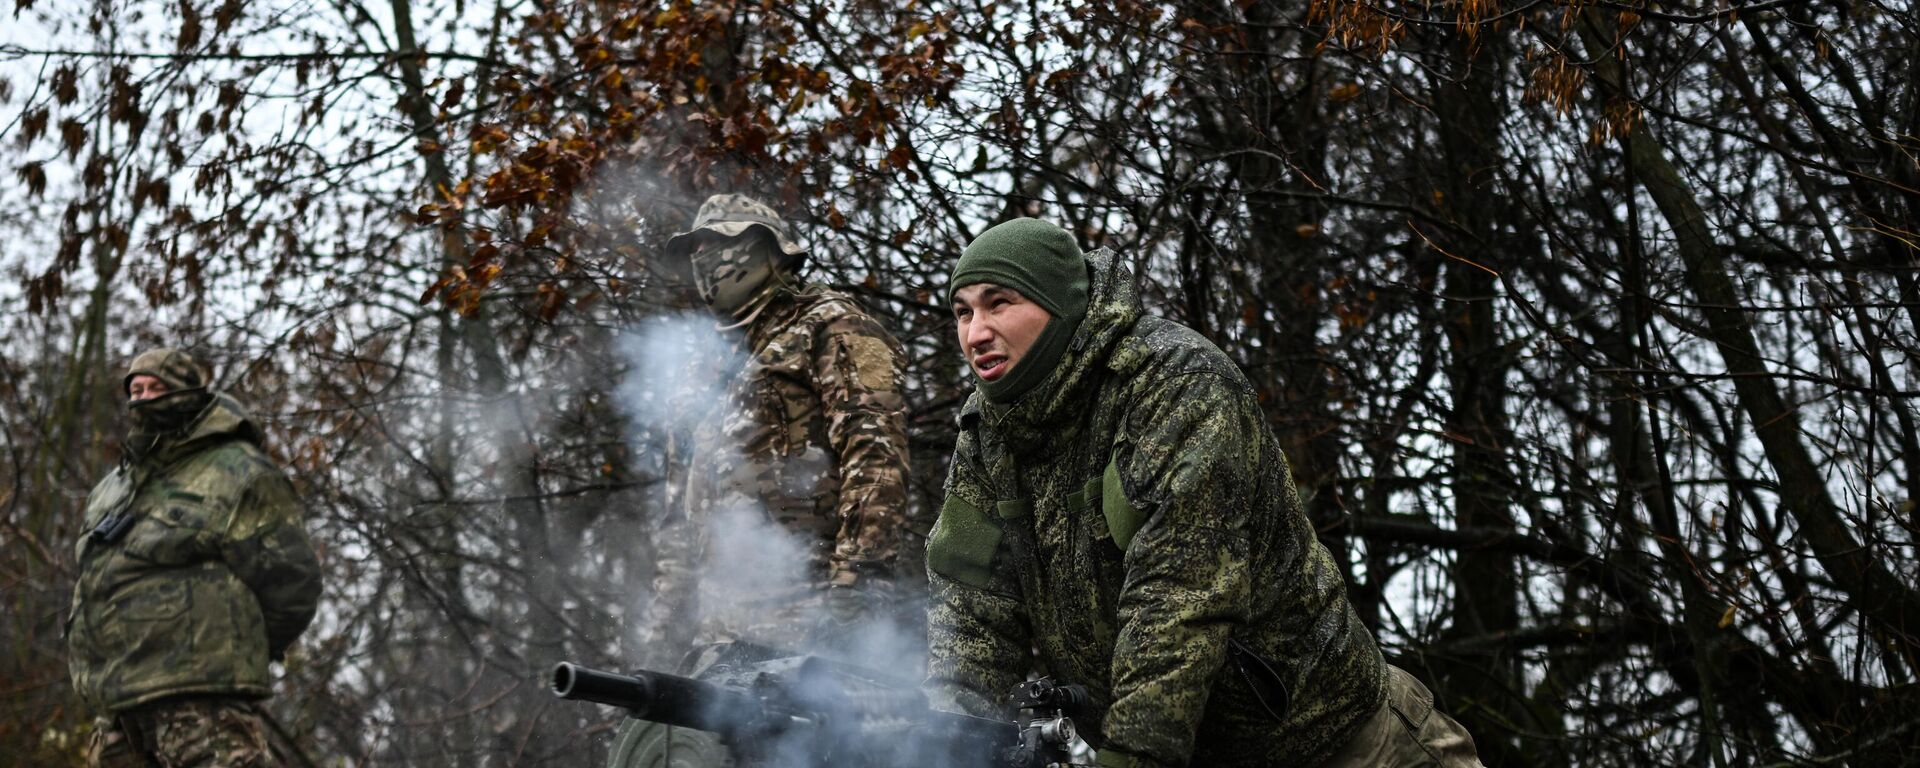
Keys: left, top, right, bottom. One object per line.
{"left": 551, "top": 653, "right": 1089, "bottom": 768}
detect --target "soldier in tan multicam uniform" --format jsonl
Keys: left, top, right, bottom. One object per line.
{"left": 611, "top": 195, "right": 912, "bottom": 767}
{"left": 69, "top": 348, "right": 322, "bottom": 768}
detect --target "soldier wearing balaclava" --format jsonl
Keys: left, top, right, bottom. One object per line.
{"left": 613, "top": 195, "right": 914, "bottom": 767}
{"left": 69, "top": 347, "right": 321, "bottom": 768}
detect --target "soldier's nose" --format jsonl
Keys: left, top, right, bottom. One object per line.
{"left": 965, "top": 323, "right": 994, "bottom": 350}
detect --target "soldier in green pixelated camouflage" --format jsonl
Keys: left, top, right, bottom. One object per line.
{"left": 68, "top": 347, "right": 321, "bottom": 767}
{"left": 926, "top": 218, "right": 1483, "bottom": 767}
{"left": 612, "top": 194, "right": 913, "bottom": 768}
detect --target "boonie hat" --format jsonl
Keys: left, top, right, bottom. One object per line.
{"left": 663, "top": 194, "right": 809, "bottom": 261}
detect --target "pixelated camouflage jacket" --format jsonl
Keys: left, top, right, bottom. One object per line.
{"left": 649, "top": 283, "right": 911, "bottom": 652}
{"left": 925, "top": 249, "right": 1386, "bottom": 767}
{"left": 68, "top": 394, "right": 322, "bottom": 713}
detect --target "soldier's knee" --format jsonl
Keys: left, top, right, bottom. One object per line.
{"left": 1321, "top": 666, "right": 1486, "bottom": 768}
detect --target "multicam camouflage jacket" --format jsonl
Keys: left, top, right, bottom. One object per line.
{"left": 925, "top": 249, "right": 1386, "bottom": 767}
{"left": 68, "top": 394, "right": 322, "bottom": 713}
{"left": 648, "top": 283, "right": 911, "bottom": 656}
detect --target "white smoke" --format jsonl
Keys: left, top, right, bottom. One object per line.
{"left": 613, "top": 312, "right": 925, "bottom": 671}
{"left": 615, "top": 313, "right": 739, "bottom": 441}
{"left": 612, "top": 306, "right": 959, "bottom": 767}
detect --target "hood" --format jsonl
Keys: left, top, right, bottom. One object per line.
{"left": 142, "top": 393, "right": 267, "bottom": 468}
{"left": 972, "top": 247, "right": 1142, "bottom": 444}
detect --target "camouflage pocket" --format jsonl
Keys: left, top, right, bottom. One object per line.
{"left": 122, "top": 501, "right": 208, "bottom": 565}
{"left": 1098, "top": 458, "right": 1145, "bottom": 552}
{"left": 927, "top": 495, "right": 1001, "bottom": 588}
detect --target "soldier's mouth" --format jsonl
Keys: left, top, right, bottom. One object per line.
{"left": 973, "top": 353, "right": 1010, "bottom": 380}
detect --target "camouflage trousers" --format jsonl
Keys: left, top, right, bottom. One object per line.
{"left": 1320, "top": 665, "right": 1484, "bottom": 767}
{"left": 86, "top": 696, "right": 278, "bottom": 768}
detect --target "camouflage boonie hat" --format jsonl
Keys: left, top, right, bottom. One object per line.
{"left": 663, "top": 194, "right": 809, "bottom": 261}
{"left": 123, "top": 347, "right": 211, "bottom": 395}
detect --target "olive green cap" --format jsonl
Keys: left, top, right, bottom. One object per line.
{"left": 947, "top": 218, "right": 1088, "bottom": 322}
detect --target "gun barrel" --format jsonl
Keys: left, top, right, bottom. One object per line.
{"left": 552, "top": 658, "right": 1039, "bottom": 768}
{"left": 551, "top": 662, "right": 765, "bottom": 733}
{"left": 550, "top": 663, "right": 648, "bottom": 707}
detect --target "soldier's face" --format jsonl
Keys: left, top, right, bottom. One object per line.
{"left": 127, "top": 374, "right": 170, "bottom": 404}
{"left": 952, "top": 283, "right": 1051, "bottom": 383}
{"left": 689, "top": 233, "right": 776, "bottom": 314}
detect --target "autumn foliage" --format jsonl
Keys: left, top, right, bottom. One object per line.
{"left": 3, "top": 0, "right": 1917, "bottom": 765}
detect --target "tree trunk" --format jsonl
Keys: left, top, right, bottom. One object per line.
{"left": 1583, "top": 3, "right": 1920, "bottom": 675}
{"left": 1429, "top": 31, "right": 1529, "bottom": 766}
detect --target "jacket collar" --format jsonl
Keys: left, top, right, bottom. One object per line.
{"left": 136, "top": 393, "right": 264, "bottom": 470}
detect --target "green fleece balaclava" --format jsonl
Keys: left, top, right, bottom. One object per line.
{"left": 123, "top": 347, "right": 214, "bottom": 458}
{"left": 948, "top": 218, "right": 1090, "bottom": 404}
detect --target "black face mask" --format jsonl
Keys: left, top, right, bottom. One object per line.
{"left": 126, "top": 388, "right": 211, "bottom": 459}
